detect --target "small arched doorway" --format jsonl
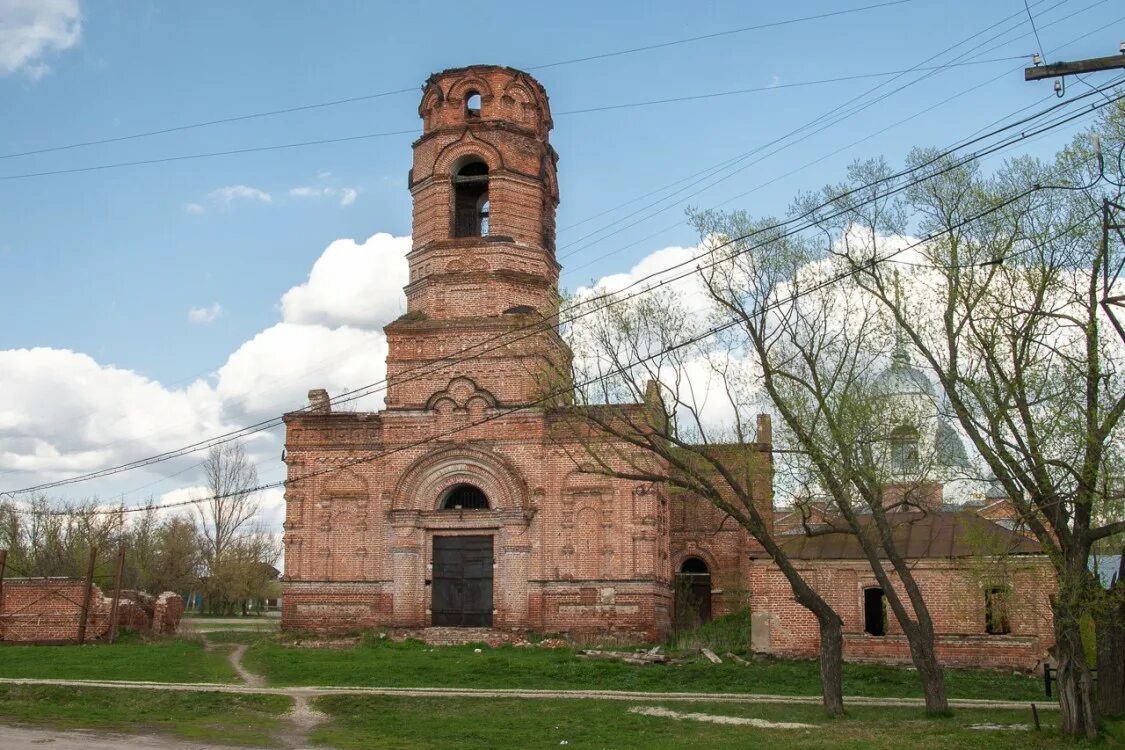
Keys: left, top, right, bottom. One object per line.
{"left": 432, "top": 483, "right": 494, "bottom": 627}
{"left": 675, "top": 557, "right": 713, "bottom": 630}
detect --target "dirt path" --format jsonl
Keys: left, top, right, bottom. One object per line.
{"left": 0, "top": 725, "right": 241, "bottom": 750}
{"left": 0, "top": 676, "right": 1057, "bottom": 711}
{"left": 227, "top": 644, "right": 265, "bottom": 688}
{"left": 199, "top": 633, "right": 323, "bottom": 747}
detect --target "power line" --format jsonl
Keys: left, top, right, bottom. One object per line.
{"left": 556, "top": 2, "right": 1115, "bottom": 268}
{"left": 555, "top": 0, "right": 1069, "bottom": 235}
{"left": 7, "top": 178, "right": 1065, "bottom": 517}
{"left": 0, "top": 128, "right": 419, "bottom": 181}
{"left": 551, "top": 56, "right": 1030, "bottom": 116}
{"left": 553, "top": 0, "right": 1069, "bottom": 256}
{"left": 5, "top": 84, "right": 1117, "bottom": 499}
{"left": 0, "top": 57, "right": 1035, "bottom": 183}
{"left": 1025, "top": 0, "right": 1049, "bottom": 57}
{"left": 0, "top": 0, "right": 918, "bottom": 162}
{"left": 0, "top": 5, "right": 1063, "bottom": 485}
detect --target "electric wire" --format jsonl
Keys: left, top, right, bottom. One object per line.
{"left": 9, "top": 179, "right": 1064, "bottom": 517}
{"left": 0, "top": 0, "right": 918, "bottom": 162}
{"left": 0, "top": 4, "right": 1063, "bottom": 488}
{"left": 4, "top": 83, "right": 1118, "bottom": 501}
{"left": 556, "top": 4, "right": 1117, "bottom": 269}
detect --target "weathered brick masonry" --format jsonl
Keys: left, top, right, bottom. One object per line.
{"left": 282, "top": 65, "right": 1056, "bottom": 669}
{"left": 0, "top": 579, "right": 183, "bottom": 643}
{"left": 283, "top": 66, "right": 686, "bottom": 640}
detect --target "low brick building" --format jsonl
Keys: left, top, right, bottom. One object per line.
{"left": 282, "top": 64, "right": 1055, "bottom": 667}
{"left": 749, "top": 512, "right": 1055, "bottom": 670}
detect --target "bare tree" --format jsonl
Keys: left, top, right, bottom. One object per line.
{"left": 690, "top": 204, "right": 953, "bottom": 714}
{"left": 194, "top": 443, "right": 261, "bottom": 612}
{"left": 817, "top": 109, "right": 1125, "bottom": 736}
{"left": 553, "top": 287, "right": 848, "bottom": 716}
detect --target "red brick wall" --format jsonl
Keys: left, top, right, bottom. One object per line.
{"left": 0, "top": 580, "right": 110, "bottom": 643}
{"left": 0, "top": 580, "right": 184, "bottom": 642}
{"left": 746, "top": 557, "right": 1056, "bottom": 670}
{"left": 282, "top": 66, "right": 788, "bottom": 643}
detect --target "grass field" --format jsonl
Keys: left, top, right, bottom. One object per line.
{"left": 0, "top": 685, "right": 290, "bottom": 746}
{"left": 0, "top": 634, "right": 239, "bottom": 683}
{"left": 311, "top": 695, "right": 1122, "bottom": 750}
{"left": 242, "top": 637, "right": 1044, "bottom": 700}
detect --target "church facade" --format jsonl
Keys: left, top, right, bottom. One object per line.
{"left": 280, "top": 66, "right": 768, "bottom": 640}
{"left": 280, "top": 66, "right": 1055, "bottom": 669}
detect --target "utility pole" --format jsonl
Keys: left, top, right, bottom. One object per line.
{"left": 107, "top": 544, "right": 126, "bottom": 645}
{"left": 1024, "top": 43, "right": 1125, "bottom": 82}
{"left": 0, "top": 549, "right": 7, "bottom": 617}
{"left": 76, "top": 545, "right": 97, "bottom": 645}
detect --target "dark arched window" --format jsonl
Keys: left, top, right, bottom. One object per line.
{"left": 680, "top": 557, "right": 710, "bottom": 575}
{"left": 465, "top": 91, "right": 481, "bottom": 117}
{"left": 441, "top": 483, "right": 489, "bottom": 510}
{"left": 453, "top": 160, "right": 489, "bottom": 238}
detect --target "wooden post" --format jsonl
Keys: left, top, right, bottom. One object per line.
{"left": 76, "top": 545, "right": 97, "bottom": 645}
{"left": 107, "top": 544, "right": 126, "bottom": 645}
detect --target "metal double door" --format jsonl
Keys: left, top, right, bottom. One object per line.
{"left": 431, "top": 535, "right": 493, "bottom": 627}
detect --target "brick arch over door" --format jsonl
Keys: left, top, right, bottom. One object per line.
{"left": 393, "top": 444, "right": 530, "bottom": 512}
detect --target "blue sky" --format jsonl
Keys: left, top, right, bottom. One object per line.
{"left": 1, "top": 0, "right": 1123, "bottom": 511}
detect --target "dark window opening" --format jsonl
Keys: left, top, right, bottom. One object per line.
{"left": 890, "top": 425, "right": 920, "bottom": 475}
{"left": 453, "top": 161, "right": 489, "bottom": 238}
{"left": 441, "top": 484, "right": 489, "bottom": 510}
{"left": 503, "top": 305, "right": 536, "bottom": 315}
{"left": 985, "top": 587, "right": 1011, "bottom": 635}
{"left": 863, "top": 587, "right": 887, "bottom": 636}
{"left": 675, "top": 557, "right": 712, "bottom": 628}
{"left": 466, "top": 91, "right": 481, "bottom": 117}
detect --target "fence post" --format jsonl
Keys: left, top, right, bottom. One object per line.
{"left": 1044, "top": 665, "right": 1053, "bottom": 698}
{"left": 76, "top": 545, "right": 97, "bottom": 645}
{"left": 108, "top": 544, "right": 126, "bottom": 644}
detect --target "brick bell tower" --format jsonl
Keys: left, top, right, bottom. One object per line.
{"left": 283, "top": 65, "right": 682, "bottom": 641}
{"left": 383, "top": 65, "right": 569, "bottom": 409}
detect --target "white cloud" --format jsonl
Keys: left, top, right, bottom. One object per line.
{"left": 209, "top": 185, "right": 272, "bottom": 206}
{"left": 281, "top": 232, "right": 409, "bottom": 329}
{"left": 183, "top": 202, "right": 205, "bottom": 215}
{"left": 187, "top": 303, "right": 222, "bottom": 324}
{"left": 0, "top": 231, "right": 411, "bottom": 509}
{"left": 577, "top": 241, "right": 714, "bottom": 316}
{"left": 289, "top": 185, "right": 359, "bottom": 207}
{"left": 0, "top": 0, "right": 81, "bottom": 79}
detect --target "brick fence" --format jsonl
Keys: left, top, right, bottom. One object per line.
{"left": 0, "top": 579, "right": 184, "bottom": 643}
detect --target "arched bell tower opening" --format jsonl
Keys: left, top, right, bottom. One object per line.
{"left": 452, "top": 160, "right": 489, "bottom": 238}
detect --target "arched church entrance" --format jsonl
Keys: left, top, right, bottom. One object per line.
{"left": 675, "top": 557, "right": 713, "bottom": 630}
{"left": 432, "top": 484, "right": 494, "bottom": 626}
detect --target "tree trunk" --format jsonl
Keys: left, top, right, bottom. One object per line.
{"left": 904, "top": 624, "right": 949, "bottom": 715}
{"left": 1095, "top": 571, "right": 1125, "bottom": 718}
{"left": 1054, "top": 603, "right": 1099, "bottom": 739}
{"left": 817, "top": 614, "right": 845, "bottom": 717}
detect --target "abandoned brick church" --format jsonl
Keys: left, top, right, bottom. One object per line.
{"left": 281, "top": 65, "right": 1055, "bottom": 669}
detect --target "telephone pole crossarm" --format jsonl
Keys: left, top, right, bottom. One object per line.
{"left": 1025, "top": 50, "right": 1125, "bottom": 81}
